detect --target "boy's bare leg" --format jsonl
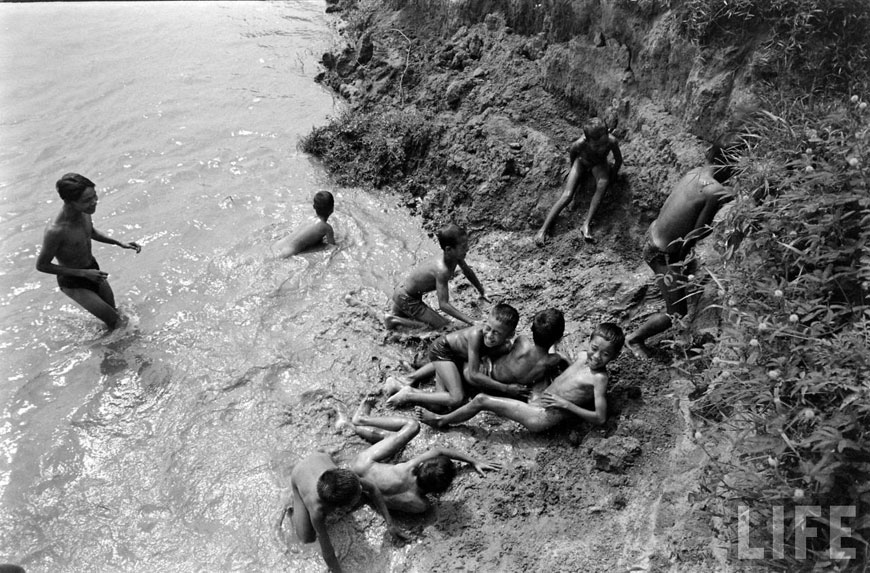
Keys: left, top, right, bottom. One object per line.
{"left": 535, "top": 160, "right": 583, "bottom": 245}
{"left": 580, "top": 164, "right": 611, "bottom": 242}
{"left": 386, "top": 361, "right": 464, "bottom": 409}
{"left": 417, "top": 394, "right": 555, "bottom": 432}
{"left": 61, "top": 285, "right": 120, "bottom": 328}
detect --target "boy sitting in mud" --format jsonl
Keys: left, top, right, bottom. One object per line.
{"left": 273, "top": 190, "right": 335, "bottom": 258}
{"left": 277, "top": 450, "right": 408, "bottom": 573}
{"left": 535, "top": 117, "right": 623, "bottom": 244}
{"left": 390, "top": 307, "right": 567, "bottom": 396}
{"left": 336, "top": 396, "right": 500, "bottom": 513}
{"left": 384, "top": 303, "right": 520, "bottom": 410}
{"left": 416, "top": 323, "right": 624, "bottom": 432}
{"left": 385, "top": 223, "right": 489, "bottom": 330}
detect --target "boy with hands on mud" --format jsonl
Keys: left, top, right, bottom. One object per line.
{"left": 535, "top": 117, "right": 623, "bottom": 244}
{"left": 384, "top": 303, "right": 520, "bottom": 410}
{"left": 278, "top": 451, "right": 410, "bottom": 573}
{"left": 385, "top": 223, "right": 489, "bottom": 331}
{"left": 337, "top": 396, "right": 500, "bottom": 514}
{"left": 416, "top": 323, "right": 625, "bottom": 432}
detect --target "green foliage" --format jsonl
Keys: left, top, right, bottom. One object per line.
{"left": 676, "top": 0, "right": 870, "bottom": 94}
{"left": 686, "top": 96, "right": 870, "bottom": 568}
{"left": 300, "top": 107, "right": 437, "bottom": 189}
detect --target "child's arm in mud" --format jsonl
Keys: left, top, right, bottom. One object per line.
{"left": 457, "top": 259, "right": 489, "bottom": 301}
{"left": 434, "top": 267, "right": 477, "bottom": 325}
{"left": 411, "top": 448, "right": 502, "bottom": 475}
{"left": 360, "top": 477, "right": 412, "bottom": 542}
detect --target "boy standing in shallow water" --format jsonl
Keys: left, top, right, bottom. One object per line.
{"left": 273, "top": 190, "right": 335, "bottom": 258}
{"left": 385, "top": 303, "right": 520, "bottom": 410}
{"left": 337, "top": 396, "right": 500, "bottom": 513}
{"left": 278, "top": 451, "right": 408, "bottom": 573}
{"left": 36, "top": 173, "right": 142, "bottom": 329}
{"left": 385, "top": 223, "right": 489, "bottom": 331}
{"left": 416, "top": 323, "right": 624, "bottom": 432}
{"left": 535, "top": 117, "right": 623, "bottom": 244}
{"left": 625, "top": 134, "right": 741, "bottom": 359}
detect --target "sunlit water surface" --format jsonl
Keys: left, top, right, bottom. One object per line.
{"left": 0, "top": 2, "right": 440, "bottom": 571}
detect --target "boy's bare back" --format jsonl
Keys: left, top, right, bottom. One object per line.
{"left": 274, "top": 219, "right": 334, "bottom": 258}
{"left": 399, "top": 256, "right": 454, "bottom": 298}
{"left": 488, "top": 335, "right": 561, "bottom": 386}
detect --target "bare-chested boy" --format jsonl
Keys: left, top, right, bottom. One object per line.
{"left": 277, "top": 450, "right": 408, "bottom": 573}
{"left": 535, "top": 117, "right": 623, "bottom": 244}
{"left": 36, "top": 173, "right": 141, "bottom": 328}
{"left": 385, "top": 223, "right": 488, "bottom": 330}
{"left": 336, "top": 397, "right": 500, "bottom": 513}
{"left": 384, "top": 303, "right": 519, "bottom": 410}
{"left": 392, "top": 307, "right": 567, "bottom": 395}
{"left": 273, "top": 191, "right": 335, "bottom": 258}
{"left": 626, "top": 134, "right": 741, "bottom": 358}
{"left": 417, "top": 323, "right": 624, "bottom": 432}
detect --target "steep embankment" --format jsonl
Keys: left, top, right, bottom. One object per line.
{"left": 307, "top": 1, "right": 766, "bottom": 570}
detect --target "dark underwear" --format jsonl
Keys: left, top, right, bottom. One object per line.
{"left": 428, "top": 334, "right": 464, "bottom": 364}
{"left": 57, "top": 258, "right": 101, "bottom": 293}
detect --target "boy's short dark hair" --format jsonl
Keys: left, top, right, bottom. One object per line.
{"left": 592, "top": 323, "right": 625, "bottom": 356}
{"left": 56, "top": 173, "right": 95, "bottom": 202}
{"left": 436, "top": 224, "right": 467, "bottom": 250}
{"left": 582, "top": 117, "right": 608, "bottom": 141}
{"left": 316, "top": 468, "right": 361, "bottom": 506}
{"left": 313, "top": 191, "right": 334, "bottom": 218}
{"left": 531, "top": 308, "right": 565, "bottom": 348}
{"left": 491, "top": 303, "right": 520, "bottom": 332}
{"left": 414, "top": 456, "right": 456, "bottom": 494}
{"left": 706, "top": 133, "right": 742, "bottom": 183}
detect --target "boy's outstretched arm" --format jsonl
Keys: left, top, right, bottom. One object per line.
{"left": 457, "top": 259, "right": 489, "bottom": 301}
{"left": 360, "top": 478, "right": 412, "bottom": 542}
{"left": 311, "top": 512, "right": 343, "bottom": 573}
{"left": 434, "top": 271, "right": 477, "bottom": 325}
{"left": 410, "top": 447, "right": 502, "bottom": 475}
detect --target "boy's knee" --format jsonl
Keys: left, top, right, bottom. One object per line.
{"left": 445, "top": 394, "right": 465, "bottom": 409}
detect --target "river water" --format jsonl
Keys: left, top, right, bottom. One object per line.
{"left": 0, "top": 2, "right": 437, "bottom": 571}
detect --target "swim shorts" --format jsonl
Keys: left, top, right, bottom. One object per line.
{"left": 57, "top": 258, "right": 102, "bottom": 293}
{"left": 391, "top": 285, "right": 449, "bottom": 328}
{"left": 428, "top": 334, "right": 465, "bottom": 364}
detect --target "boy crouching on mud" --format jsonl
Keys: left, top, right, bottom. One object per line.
{"left": 385, "top": 223, "right": 489, "bottom": 331}
{"left": 416, "top": 323, "right": 625, "bottom": 432}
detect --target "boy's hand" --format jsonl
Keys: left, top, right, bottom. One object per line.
{"left": 389, "top": 526, "right": 413, "bottom": 543}
{"left": 121, "top": 241, "right": 142, "bottom": 253}
{"left": 472, "top": 460, "right": 502, "bottom": 475}
{"left": 539, "top": 391, "right": 571, "bottom": 410}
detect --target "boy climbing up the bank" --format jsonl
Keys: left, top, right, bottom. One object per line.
{"left": 336, "top": 396, "right": 500, "bottom": 514}
{"left": 535, "top": 117, "right": 623, "bottom": 244}
{"left": 625, "top": 134, "right": 741, "bottom": 359}
{"left": 385, "top": 223, "right": 488, "bottom": 331}
{"left": 277, "top": 450, "right": 409, "bottom": 573}
{"left": 384, "top": 303, "right": 521, "bottom": 410}
{"left": 273, "top": 190, "right": 335, "bottom": 258}
{"left": 392, "top": 307, "right": 568, "bottom": 394}
{"left": 416, "top": 323, "right": 624, "bottom": 433}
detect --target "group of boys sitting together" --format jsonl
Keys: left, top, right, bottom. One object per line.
{"left": 279, "top": 116, "right": 740, "bottom": 572}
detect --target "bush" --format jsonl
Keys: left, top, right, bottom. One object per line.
{"left": 685, "top": 95, "right": 870, "bottom": 569}
{"left": 677, "top": 0, "right": 870, "bottom": 95}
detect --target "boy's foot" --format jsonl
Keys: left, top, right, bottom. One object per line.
{"left": 581, "top": 225, "right": 595, "bottom": 243}
{"left": 533, "top": 230, "right": 548, "bottom": 246}
{"left": 333, "top": 403, "right": 354, "bottom": 433}
{"left": 385, "top": 386, "right": 413, "bottom": 408}
{"left": 352, "top": 395, "right": 378, "bottom": 424}
{"left": 414, "top": 406, "right": 444, "bottom": 428}
{"left": 384, "top": 375, "right": 409, "bottom": 397}
{"left": 384, "top": 315, "right": 400, "bottom": 330}
{"left": 626, "top": 339, "right": 652, "bottom": 360}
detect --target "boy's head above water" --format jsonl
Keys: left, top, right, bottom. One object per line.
{"left": 313, "top": 191, "right": 335, "bottom": 219}
{"left": 483, "top": 303, "right": 519, "bottom": 347}
{"left": 587, "top": 322, "right": 625, "bottom": 371}
{"left": 532, "top": 308, "right": 565, "bottom": 348}
{"left": 414, "top": 456, "right": 457, "bottom": 494}
{"left": 317, "top": 468, "right": 361, "bottom": 507}
{"left": 436, "top": 223, "right": 468, "bottom": 257}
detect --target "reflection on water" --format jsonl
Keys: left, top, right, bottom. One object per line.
{"left": 0, "top": 3, "right": 437, "bottom": 571}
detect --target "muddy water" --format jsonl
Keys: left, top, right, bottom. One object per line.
{"left": 0, "top": 3, "right": 435, "bottom": 571}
